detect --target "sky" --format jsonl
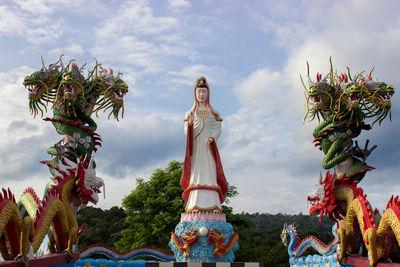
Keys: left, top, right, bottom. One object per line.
{"left": 0, "top": 0, "right": 399, "bottom": 215}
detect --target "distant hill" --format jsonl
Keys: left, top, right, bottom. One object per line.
{"left": 77, "top": 207, "right": 336, "bottom": 266}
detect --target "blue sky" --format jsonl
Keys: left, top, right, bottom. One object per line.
{"left": 0, "top": 0, "right": 399, "bottom": 214}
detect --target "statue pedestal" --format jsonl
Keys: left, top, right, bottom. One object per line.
{"left": 170, "top": 211, "right": 239, "bottom": 262}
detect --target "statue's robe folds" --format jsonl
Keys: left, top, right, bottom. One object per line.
{"left": 180, "top": 110, "right": 228, "bottom": 212}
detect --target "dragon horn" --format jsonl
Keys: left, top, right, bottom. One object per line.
{"left": 354, "top": 71, "right": 365, "bottom": 82}
{"left": 80, "top": 63, "right": 87, "bottom": 72}
{"left": 88, "top": 156, "right": 94, "bottom": 169}
{"left": 300, "top": 74, "right": 308, "bottom": 92}
{"left": 346, "top": 67, "right": 352, "bottom": 81}
{"left": 66, "top": 59, "right": 76, "bottom": 70}
{"left": 319, "top": 171, "right": 323, "bottom": 183}
{"left": 41, "top": 56, "right": 46, "bottom": 70}
{"left": 369, "top": 66, "right": 375, "bottom": 76}
{"left": 83, "top": 154, "right": 88, "bottom": 168}
{"left": 59, "top": 54, "right": 65, "bottom": 70}
{"left": 329, "top": 56, "right": 334, "bottom": 83}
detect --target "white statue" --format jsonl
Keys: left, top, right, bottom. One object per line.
{"left": 180, "top": 76, "right": 228, "bottom": 212}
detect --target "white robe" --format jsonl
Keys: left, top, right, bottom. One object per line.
{"left": 184, "top": 109, "right": 222, "bottom": 211}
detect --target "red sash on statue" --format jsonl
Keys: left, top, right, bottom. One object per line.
{"left": 180, "top": 124, "right": 228, "bottom": 203}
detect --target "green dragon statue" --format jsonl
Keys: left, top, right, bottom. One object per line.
{"left": 302, "top": 59, "right": 394, "bottom": 183}
{"left": 6, "top": 55, "right": 130, "bottom": 261}
{"left": 304, "top": 59, "right": 395, "bottom": 266}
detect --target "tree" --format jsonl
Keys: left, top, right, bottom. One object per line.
{"left": 77, "top": 206, "right": 127, "bottom": 249}
{"left": 115, "top": 161, "right": 240, "bottom": 252}
{"left": 115, "top": 161, "right": 185, "bottom": 252}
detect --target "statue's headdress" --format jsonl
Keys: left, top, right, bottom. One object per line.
{"left": 185, "top": 76, "right": 222, "bottom": 121}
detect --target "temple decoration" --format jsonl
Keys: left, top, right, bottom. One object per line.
{"left": 170, "top": 77, "right": 239, "bottom": 262}
{"left": 298, "top": 58, "right": 397, "bottom": 267}
{"left": 281, "top": 223, "right": 338, "bottom": 258}
{"left": 0, "top": 55, "right": 128, "bottom": 262}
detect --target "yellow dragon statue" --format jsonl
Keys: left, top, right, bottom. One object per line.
{"left": 307, "top": 171, "right": 400, "bottom": 266}
{"left": 304, "top": 60, "right": 397, "bottom": 266}
{"left": 0, "top": 155, "right": 104, "bottom": 261}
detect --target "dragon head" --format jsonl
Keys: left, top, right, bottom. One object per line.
{"left": 95, "top": 69, "right": 128, "bottom": 120}
{"left": 361, "top": 75, "right": 394, "bottom": 109}
{"left": 46, "top": 155, "right": 104, "bottom": 211}
{"left": 374, "top": 82, "right": 394, "bottom": 109}
{"left": 59, "top": 63, "right": 84, "bottom": 102}
{"left": 54, "top": 62, "right": 86, "bottom": 117}
{"left": 360, "top": 75, "right": 395, "bottom": 125}
{"left": 280, "top": 223, "right": 299, "bottom": 249}
{"left": 307, "top": 171, "right": 343, "bottom": 223}
{"left": 308, "top": 73, "right": 330, "bottom": 110}
{"left": 335, "top": 73, "right": 362, "bottom": 111}
{"left": 341, "top": 82, "right": 362, "bottom": 110}
{"left": 24, "top": 65, "right": 60, "bottom": 117}
{"left": 280, "top": 223, "right": 290, "bottom": 247}
{"left": 309, "top": 83, "right": 329, "bottom": 110}
{"left": 74, "top": 155, "right": 104, "bottom": 207}
{"left": 333, "top": 72, "right": 365, "bottom": 124}
{"left": 108, "top": 77, "right": 129, "bottom": 106}
{"left": 303, "top": 71, "right": 337, "bottom": 122}
{"left": 307, "top": 171, "right": 361, "bottom": 223}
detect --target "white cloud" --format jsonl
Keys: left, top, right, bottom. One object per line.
{"left": 1, "top": 0, "right": 400, "bottom": 216}
{"left": 0, "top": 67, "right": 61, "bottom": 184}
{"left": 92, "top": 35, "right": 163, "bottom": 73}
{"left": 0, "top": 4, "right": 64, "bottom": 44}
{"left": 96, "top": 0, "right": 178, "bottom": 38}
{"left": 94, "top": 111, "right": 184, "bottom": 176}
{"left": 221, "top": 0, "right": 400, "bottom": 213}
{"left": 48, "top": 44, "right": 85, "bottom": 57}
{"left": 91, "top": 1, "right": 192, "bottom": 76}
{"left": 167, "top": 64, "right": 231, "bottom": 93}
{"left": 168, "top": 0, "right": 191, "bottom": 10}
{"left": 233, "top": 68, "right": 282, "bottom": 109}
{"left": 0, "top": 5, "right": 25, "bottom": 36}
{"left": 13, "top": 0, "right": 80, "bottom": 15}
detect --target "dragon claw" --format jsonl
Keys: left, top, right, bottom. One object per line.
{"left": 15, "top": 254, "right": 29, "bottom": 267}
{"left": 354, "top": 139, "right": 377, "bottom": 163}
{"left": 62, "top": 249, "right": 73, "bottom": 261}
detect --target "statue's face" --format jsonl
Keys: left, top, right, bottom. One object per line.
{"left": 196, "top": 87, "right": 208, "bottom": 103}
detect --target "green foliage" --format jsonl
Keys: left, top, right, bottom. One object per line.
{"left": 115, "top": 161, "right": 185, "bottom": 252}
{"left": 234, "top": 213, "right": 335, "bottom": 266}
{"left": 115, "top": 161, "right": 241, "bottom": 253}
{"left": 77, "top": 161, "right": 337, "bottom": 266}
{"left": 77, "top": 206, "right": 127, "bottom": 249}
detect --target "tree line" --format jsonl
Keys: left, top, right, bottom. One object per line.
{"left": 77, "top": 161, "right": 335, "bottom": 266}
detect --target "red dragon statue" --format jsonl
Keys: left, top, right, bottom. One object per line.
{"left": 307, "top": 171, "right": 400, "bottom": 266}
{"left": 0, "top": 155, "right": 104, "bottom": 261}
